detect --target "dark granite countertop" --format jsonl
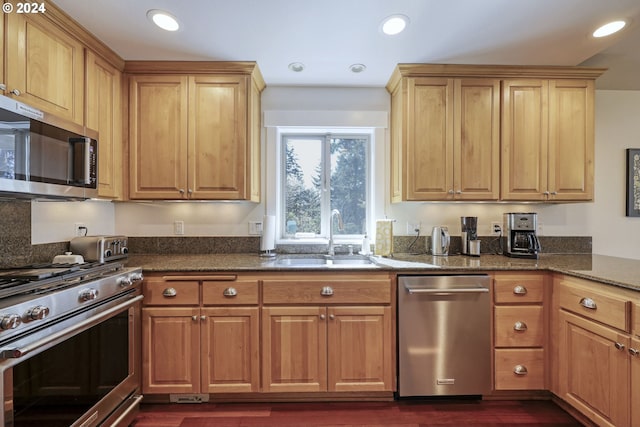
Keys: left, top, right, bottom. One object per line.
{"left": 125, "top": 253, "right": 640, "bottom": 293}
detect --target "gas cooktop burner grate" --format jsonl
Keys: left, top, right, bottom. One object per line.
{"left": 0, "top": 261, "right": 124, "bottom": 300}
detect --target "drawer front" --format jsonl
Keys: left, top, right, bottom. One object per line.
{"left": 202, "top": 280, "right": 259, "bottom": 305}
{"left": 263, "top": 279, "right": 391, "bottom": 304}
{"left": 494, "top": 348, "right": 545, "bottom": 390}
{"left": 494, "top": 306, "right": 544, "bottom": 347}
{"left": 556, "top": 278, "right": 630, "bottom": 331}
{"left": 143, "top": 279, "right": 199, "bottom": 305}
{"left": 494, "top": 274, "right": 545, "bottom": 303}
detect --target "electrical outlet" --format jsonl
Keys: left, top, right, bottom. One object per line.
{"left": 174, "top": 220, "right": 185, "bottom": 235}
{"left": 248, "top": 221, "right": 263, "bottom": 235}
{"left": 491, "top": 221, "right": 502, "bottom": 236}
{"left": 74, "top": 222, "right": 87, "bottom": 236}
{"left": 406, "top": 221, "right": 421, "bottom": 235}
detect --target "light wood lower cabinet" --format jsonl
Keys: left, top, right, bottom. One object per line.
{"left": 631, "top": 337, "right": 640, "bottom": 427}
{"left": 262, "top": 274, "right": 394, "bottom": 393}
{"left": 262, "top": 305, "right": 392, "bottom": 393}
{"left": 142, "top": 274, "right": 260, "bottom": 394}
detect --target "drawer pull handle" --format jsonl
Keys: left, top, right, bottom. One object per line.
{"left": 513, "top": 321, "right": 528, "bottom": 332}
{"left": 579, "top": 297, "right": 597, "bottom": 310}
{"left": 513, "top": 285, "right": 527, "bottom": 295}
{"left": 192, "top": 315, "right": 198, "bottom": 321}
{"left": 629, "top": 348, "right": 640, "bottom": 357}
{"left": 162, "top": 288, "right": 177, "bottom": 298}
{"left": 614, "top": 342, "right": 625, "bottom": 351}
{"left": 223, "top": 287, "right": 238, "bottom": 297}
{"left": 321, "top": 286, "right": 334, "bottom": 296}
{"left": 513, "top": 365, "right": 528, "bottom": 376}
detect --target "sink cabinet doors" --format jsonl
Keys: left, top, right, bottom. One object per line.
{"left": 261, "top": 274, "right": 394, "bottom": 393}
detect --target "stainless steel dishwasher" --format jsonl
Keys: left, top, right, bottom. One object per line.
{"left": 398, "top": 275, "right": 491, "bottom": 397}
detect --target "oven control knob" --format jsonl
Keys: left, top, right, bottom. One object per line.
{"left": 0, "top": 314, "right": 21, "bottom": 330}
{"left": 130, "top": 272, "right": 144, "bottom": 282}
{"left": 118, "top": 276, "right": 133, "bottom": 287}
{"left": 104, "top": 249, "right": 113, "bottom": 258}
{"left": 122, "top": 247, "right": 129, "bottom": 255}
{"left": 26, "top": 305, "right": 50, "bottom": 321}
{"left": 79, "top": 288, "right": 99, "bottom": 302}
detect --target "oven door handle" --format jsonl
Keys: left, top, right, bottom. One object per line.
{"left": 0, "top": 295, "right": 143, "bottom": 359}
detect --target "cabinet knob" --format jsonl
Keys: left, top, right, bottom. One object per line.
{"left": 162, "top": 288, "right": 177, "bottom": 298}
{"left": 614, "top": 342, "right": 625, "bottom": 351}
{"left": 550, "top": 191, "right": 557, "bottom": 196}
{"left": 200, "top": 315, "right": 206, "bottom": 321}
{"left": 192, "top": 315, "right": 198, "bottom": 321}
{"left": 513, "top": 321, "right": 528, "bottom": 332}
{"left": 513, "top": 285, "right": 528, "bottom": 295}
{"left": 0, "top": 83, "right": 5, "bottom": 91}
{"left": 329, "top": 314, "right": 335, "bottom": 320}
{"left": 543, "top": 191, "right": 550, "bottom": 196}
{"left": 579, "top": 297, "right": 597, "bottom": 310}
{"left": 456, "top": 190, "right": 462, "bottom": 194}
{"left": 448, "top": 190, "right": 454, "bottom": 195}
{"left": 179, "top": 189, "right": 185, "bottom": 195}
{"left": 223, "top": 287, "right": 238, "bottom": 297}
{"left": 188, "top": 189, "right": 193, "bottom": 194}
{"left": 9, "top": 88, "right": 20, "bottom": 96}
{"left": 319, "top": 314, "right": 326, "bottom": 320}
{"left": 321, "top": 286, "right": 334, "bottom": 296}
{"left": 629, "top": 348, "right": 640, "bottom": 357}
{"left": 513, "top": 365, "right": 528, "bottom": 376}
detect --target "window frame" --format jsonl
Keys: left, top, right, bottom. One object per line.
{"left": 277, "top": 128, "right": 373, "bottom": 244}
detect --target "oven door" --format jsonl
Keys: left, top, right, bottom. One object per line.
{"left": 0, "top": 292, "right": 142, "bottom": 427}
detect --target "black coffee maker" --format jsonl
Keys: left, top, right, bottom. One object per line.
{"left": 503, "top": 212, "right": 541, "bottom": 259}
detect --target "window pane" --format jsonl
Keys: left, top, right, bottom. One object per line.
{"left": 330, "top": 137, "right": 367, "bottom": 235}
{"left": 284, "top": 137, "right": 321, "bottom": 236}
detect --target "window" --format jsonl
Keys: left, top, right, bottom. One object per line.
{"left": 281, "top": 132, "right": 370, "bottom": 241}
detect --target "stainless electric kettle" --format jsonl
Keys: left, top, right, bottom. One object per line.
{"left": 430, "top": 226, "right": 450, "bottom": 256}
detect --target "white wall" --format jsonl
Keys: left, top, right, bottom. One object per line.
{"left": 30, "top": 88, "right": 640, "bottom": 259}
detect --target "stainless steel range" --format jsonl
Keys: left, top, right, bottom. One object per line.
{"left": 0, "top": 260, "right": 143, "bottom": 427}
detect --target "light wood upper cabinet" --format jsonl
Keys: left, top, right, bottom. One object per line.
{"left": 129, "top": 75, "right": 189, "bottom": 199}
{"left": 502, "top": 79, "right": 595, "bottom": 201}
{"left": 5, "top": 12, "right": 85, "bottom": 125}
{"left": 127, "top": 63, "right": 264, "bottom": 201}
{"left": 86, "top": 50, "right": 123, "bottom": 199}
{"left": 388, "top": 74, "right": 499, "bottom": 201}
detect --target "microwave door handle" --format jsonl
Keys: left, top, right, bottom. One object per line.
{"left": 68, "top": 137, "right": 91, "bottom": 185}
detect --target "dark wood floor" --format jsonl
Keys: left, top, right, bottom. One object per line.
{"left": 132, "top": 400, "right": 583, "bottom": 427}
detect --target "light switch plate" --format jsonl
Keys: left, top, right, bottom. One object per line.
{"left": 249, "top": 221, "right": 263, "bottom": 235}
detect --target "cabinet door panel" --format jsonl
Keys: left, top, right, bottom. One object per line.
{"left": 86, "top": 51, "right": 122, "bottom": 199}
{"left": 406, "top": 77, "right": 454, "bottom": 200}
{"left": 501, "top": 80, "right": 548, "bottom": 200}
{"left": 632, "top": 337, "right": 640, "bottom": 427}
{"left": 548, "top": 80, "right": 594, "bottom": 200}
{"left": 201, "top": 307, "right": 259, "bottom": 393}
{"left": 129, "top": 75, "right": 188, "bottom": 199}
{"left": 327, "top": 306, "right": 393, "bottom": 392}
{"left": 6, "top": 13, "right": 84, "bottom": 124}
{"left": 142, "top": 307, "right": 200, "bottom": 394}
{"left": 262, "top": 307, "right": 327, "bottom": 392}
{"left": 189, "top": 75, "right": 247, "bottom": 199}
{"left": 558, "top": 310, "right": 630, "bottom": 427}
{"left": 454, "top": 79, "right": 500, "bottom": 200}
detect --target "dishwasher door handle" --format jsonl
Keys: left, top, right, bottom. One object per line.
{"left": 405, "top": 284, "right": 489, "bottom": 295}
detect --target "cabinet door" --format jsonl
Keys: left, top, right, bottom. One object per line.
{"left": 548, "top": 79, "right": 594, "bottom": 201}
{"left": 188, "top": 75, "right": 248, "bottom": 200}
{"left": 6, "top": 13, "right": 84, "bottom": 125}
{"left": 453, "top": 78, "right": 500, "bottom": 200}
{"left": 558, "top": 310, "right": 630, "bottom": 427}
{"left": 129, "top": 75, "right": 188, "bottom": 199}
{"left": 632, "top": 337, "right": 640, "bottom": 427}
{"left": 142, "top": 307, "right": 200, "bottom": 394}
{"left": 405, "top": 77, "right": 454, "bottom": 200}
{"left": 201, "top": 307, "right": 260, "bottom": 393}
{"left": 327, "top": 306, "right": 393, "bottom": 392}
{"left": 86, "top": 51, "right": 122, "bottom": 199}
{"left": 262, "top": 306, "right": 327, "bottom": 392}
{"left": 501, "top": 79, "right": 549, "bottom": 201}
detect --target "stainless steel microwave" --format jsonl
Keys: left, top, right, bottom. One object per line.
{"left": 0, "top": 95, "right": 97, "bottom": 200}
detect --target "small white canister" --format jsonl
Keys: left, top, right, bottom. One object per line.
{"left": 52, "top": 252, "right": 85, "bottom": 264}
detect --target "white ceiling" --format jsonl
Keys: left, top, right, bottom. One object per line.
{"left": 53, "top": 0, "right": 640, "bottom": 89}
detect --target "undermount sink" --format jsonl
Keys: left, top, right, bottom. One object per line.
{"left": 273, "top": 255, "right": 377, "bottom": 268}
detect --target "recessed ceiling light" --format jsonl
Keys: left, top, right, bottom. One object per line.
{"left": 592, "top": 20, "right": 626, "bottom": 37}
{"left": 349, "top": 64, "right": 367, "bottom": 73}
{"left": 147, "top": 9, "right": 180, "bottom": 32}
{"left": 381, "top": 14, "right": 409, "bottom": 36}
{"left": 288, "top": 62, "right": 305, "bottom": 72}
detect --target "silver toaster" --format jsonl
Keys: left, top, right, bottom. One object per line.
{"left": 70, "top": 235, "right": 129, "bottom": 263}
